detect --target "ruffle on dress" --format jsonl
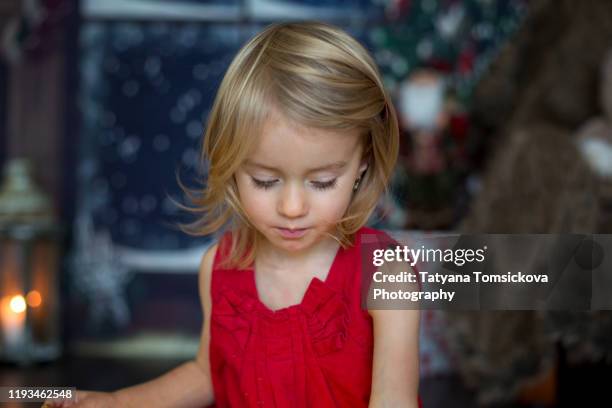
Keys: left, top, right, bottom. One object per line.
{"left": 212, "top": 277, "right": 350, "bottom": 357}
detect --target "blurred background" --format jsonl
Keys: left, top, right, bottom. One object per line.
{"left": 1, "top": 0, "right": 612, "bottom": 407}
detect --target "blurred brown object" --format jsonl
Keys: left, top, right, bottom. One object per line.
{"left": 444, "top": 0, "right": 612, "bottom": 405}
{"left": 463, "top": 0, "right": 612, "bottom": 234}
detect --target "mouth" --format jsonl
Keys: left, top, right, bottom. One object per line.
{"left": 275, "top": 227, "right": 309, "bottom": 239}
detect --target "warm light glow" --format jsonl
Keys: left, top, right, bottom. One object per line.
{"left": 26, "top": 290, "right": 42, "bottom": 308}
{"left": 9, "top": 295, "right": 26, "bottom": 314}
{"left": 1, "top": 295, "right": 26, "bottom": 346}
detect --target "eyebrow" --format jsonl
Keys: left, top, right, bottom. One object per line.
{"left": 244, "top": 160, "right": 348, "bottom": 173}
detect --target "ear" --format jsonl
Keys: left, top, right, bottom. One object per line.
{"left": 358, "top": 159, "right": 369, "bottom": 178}
{"left": 358, "top": 134, "right": 372, "bottom": 178}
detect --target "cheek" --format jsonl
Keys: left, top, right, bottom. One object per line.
{"left": 236, "top": 177, "right": 268, "bottom": 218}
{"left": 314, "top": 190, "right": 354, "bottom": 222}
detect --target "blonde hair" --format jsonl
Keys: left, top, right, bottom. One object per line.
{"left": 178, "top": 21, "right": 399, "bottom": 269}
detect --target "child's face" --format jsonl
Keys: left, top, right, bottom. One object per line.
{"left": 235, "top": 108, "right": 368, "bottom": 254}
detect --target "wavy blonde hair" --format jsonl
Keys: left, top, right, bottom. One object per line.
{"left": 177, "top": 21, "right": 399, "bottom": 269}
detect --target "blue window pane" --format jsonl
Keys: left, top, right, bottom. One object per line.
{"left": 79, "top": 22, "right": 246, "bottom": 249}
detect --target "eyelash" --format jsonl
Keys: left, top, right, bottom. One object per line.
{"left": 250, "top": 178, "right": 337, "bottom": 191}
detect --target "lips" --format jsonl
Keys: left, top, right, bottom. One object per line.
{"left": 275, "top": 227, "right": 309, "bottom": 239}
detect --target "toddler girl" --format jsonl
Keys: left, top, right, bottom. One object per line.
{"left": 45, "top": 21, "right": 421, "bottom": 408}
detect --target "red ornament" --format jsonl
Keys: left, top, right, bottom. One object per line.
{"left": 458, "top": 46, "right": 475, "bottom": 75}
{"left": 387, "top": 0, "right": 413, "bottom": 20}
{"left": 449, "top": 114, "right": 470, "bottom": 142}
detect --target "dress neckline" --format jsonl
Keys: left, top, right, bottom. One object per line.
{"left": 247, "top": 241, "right": 344, "bottom": 316}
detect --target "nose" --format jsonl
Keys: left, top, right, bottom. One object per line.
{"left": 277, "top": 182, "right": 308, "bottom": 219}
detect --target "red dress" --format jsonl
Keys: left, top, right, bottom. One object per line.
{"left": 208, "top": 226, "right": 422, "bottom": 407}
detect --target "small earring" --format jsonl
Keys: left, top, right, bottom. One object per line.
{"left": 353, "top": 177, "right": 361, "bottom": 191}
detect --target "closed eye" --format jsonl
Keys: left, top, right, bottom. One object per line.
{"left": 251, "top": 177, "right": 278, "bottom": 190}
{"left": 250, "top": 177, "right": 337, "bottom": 191}
{"left": 311, "top": 179, "right": 337, "bottom": 190}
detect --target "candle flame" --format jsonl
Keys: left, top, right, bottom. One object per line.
{"left": 26, "top": 290, "right": 42, "bottom": 307}
{"left": 9, "top": 295, "right": 26, "bottom": 314}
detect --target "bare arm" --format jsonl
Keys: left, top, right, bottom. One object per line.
{"left": 111, "top": 243, "right": 219, "bottom": 408}
{"left": 368, "top": 308, "right": 420, "bottom": 408}
{"left": 368, "top": 261, "right": 420, "bottom": 408}
{"left": 111, "top": 360, "right": 211, "bottom": 408}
